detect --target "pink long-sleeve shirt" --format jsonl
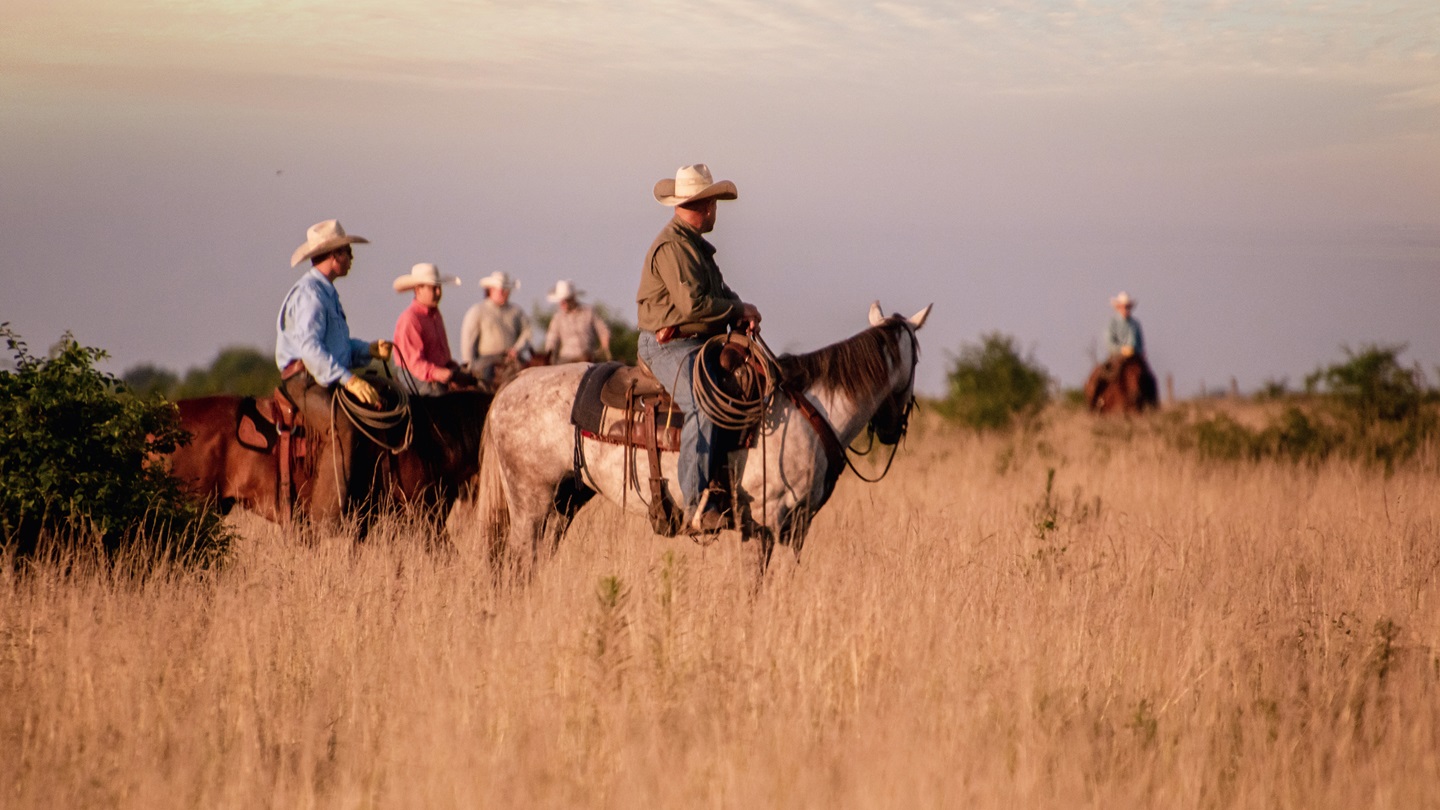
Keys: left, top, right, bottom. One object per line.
{"left": 393, "top": 300, "right": 455, "bottom": 383}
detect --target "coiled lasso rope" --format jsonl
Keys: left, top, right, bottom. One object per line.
{"left": 334, "top": 374, "right": 414, "bottom": 455}
{"left": 691, "top": 331, "right": 780, "bottom": 431}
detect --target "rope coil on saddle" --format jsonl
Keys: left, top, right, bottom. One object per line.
{"left": 690, "top": 331, "right": 780, "bottom": 430}
{"left": 334, "top": 374, "right": 414, "bottom": 454}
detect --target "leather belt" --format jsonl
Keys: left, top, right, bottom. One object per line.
{"left": 655, "top": 323, "right": 725, "bottom": 344}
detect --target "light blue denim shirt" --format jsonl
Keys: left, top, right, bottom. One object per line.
{"left": 275, "top": 269, "right": 370, "bottom": 386}
{"left": 1104, "top": 315, "right": 1144, "bottom": 357}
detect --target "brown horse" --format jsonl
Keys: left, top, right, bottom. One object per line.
{"left": 1084, "top": 355, "right": 1159, "bottom": 414}
{"left": 164, "top": 389, "right": 492, "bottom": 537}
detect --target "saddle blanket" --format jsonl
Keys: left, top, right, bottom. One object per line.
{"left": 570, "top": 362, "right": 682, "bottom": 452}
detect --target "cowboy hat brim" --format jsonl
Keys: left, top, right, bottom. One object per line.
{"left": 653, "top": 178, "right": 738, "bottom": 207}
{"left": 479, "top": 275, "right": 519, "bottom": 291}
{"left": 393, "top": 273, "right": 462, "bottom": 292}
{"left": 291, "top": 234, "right": 369, "bottom": 268}
{"left": 546, "top": 289, "right": 584, "bottom": 303}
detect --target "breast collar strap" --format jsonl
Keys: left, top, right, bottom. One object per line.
{"left": 785, "top": 386, "right": 847, "bottom": 498}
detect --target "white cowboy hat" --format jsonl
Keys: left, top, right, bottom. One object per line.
{"left": 653, "top": 163, "right": 738, "bottom": 207}
{"left": 546, "top": 279, "right": 583, "bottom": 303}
{"left": 479, "top": 271, "right": 520, "bottom": 291}
{"left": 1111, "top": 291, "right": 1136, "bottom": 308}
{"left": 290, "top": 219, "right": 369, "bottom": 268}
{"left": 393, "top": 262, "right": 461, "bottom": 292}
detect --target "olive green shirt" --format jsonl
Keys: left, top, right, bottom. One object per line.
{"left": 636, "top": 216, "right": 742, "bottom": 333}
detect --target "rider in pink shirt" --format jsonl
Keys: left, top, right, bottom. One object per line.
{"left": 391, "top": 263, "right": 473, "bottom": 395}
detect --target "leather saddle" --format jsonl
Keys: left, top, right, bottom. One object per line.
{"left": 234, "top": 389, "right": 310, "bottom": 521}
{"left": 572, "top": 362, "right": 684, "bottom": 452}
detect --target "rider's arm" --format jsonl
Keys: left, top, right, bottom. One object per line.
{"left": 393, "top": 307, "right": 443, "bottom": 382}
{"left": 459, "top": 304, "right": 482, "bottom": 366}
{"left": 285, "top": 283, "right": 353, "bottom": 385}
{"left": 654, "top": 241, "right": 739, "bottom": 327}
{"left": 511, "top": 310, "right": 533, "bottom": 354}
{"left": 543, "top": 311, "right": 561, "bottom": 355}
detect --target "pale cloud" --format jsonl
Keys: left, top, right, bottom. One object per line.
{"left": 4, "top": 1, "right": 1436, "bottom": 98}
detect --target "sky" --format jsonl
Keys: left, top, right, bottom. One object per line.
{"left": 3, "top": 0, "right": 1438, "bottom": 396}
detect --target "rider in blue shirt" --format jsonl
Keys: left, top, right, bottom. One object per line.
{"left": 1104, "top": 291, "right": 1144, "bottom": 360}
{"left": 274, "top": 219, "right": 392, "bottom": 524}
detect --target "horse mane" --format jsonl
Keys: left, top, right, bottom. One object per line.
{"left": 777, "top": 319, "right": 907, "bottom": 401}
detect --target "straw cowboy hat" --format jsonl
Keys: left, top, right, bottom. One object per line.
{"left": 546, "top": 279, "right": 583, "bottom": 303}
{"left": 392, "top": 262, "right": 461, "bottom": 292}
{"left": 653, "top": 164, "right": 738, "bottom": 207}
{"left": 290, "top": 219, "right": 369, "bottom": 268}
{"left": 478, "top": 271, "right": 520, "bottom": 291}
{"left": 1111, "top": 291, "right": 1137, "bottom": 308}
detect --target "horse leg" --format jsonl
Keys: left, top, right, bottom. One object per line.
{"left": 778, "top": 507, "right": 813, "bottom": 561}
{"left": 540, "top": 476, "right": 594, "bottom": 557}
{"left": 744, "top": 526, "right": 777, "bottom": 592}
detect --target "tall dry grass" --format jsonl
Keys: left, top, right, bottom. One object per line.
{"left": 3, "top": 406, "right": 1439, "bottom": 808}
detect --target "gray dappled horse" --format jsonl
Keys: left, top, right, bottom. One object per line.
{"left": 474, "top": 302, "right": 931, "bottom": 582}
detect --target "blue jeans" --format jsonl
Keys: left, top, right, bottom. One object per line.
{"left": 638, "top": 331, "right": 714, "bottom": 516}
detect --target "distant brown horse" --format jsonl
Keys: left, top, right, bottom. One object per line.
{"left": 1084, "top": 355, "right": 1159, "bottom": 414}
{"left": 165, "top": 389, "right": 492, "bottom": 537}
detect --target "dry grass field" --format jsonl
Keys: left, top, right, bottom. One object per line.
{"left": 4, "top": 405, "right": 1440, "bottom": 808}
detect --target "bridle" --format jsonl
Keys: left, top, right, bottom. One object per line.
{"left": 842, "top": 319, "right": 919, "bottom": 483}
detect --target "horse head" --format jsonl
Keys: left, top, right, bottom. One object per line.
{"left": 865, "top": 301, "right": 931, "bottom": 445}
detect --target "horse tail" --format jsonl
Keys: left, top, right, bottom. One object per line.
{"left": 474, "top": 422, "right": 511, "bottom": 572}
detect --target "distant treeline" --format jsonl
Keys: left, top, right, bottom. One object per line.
{"left": 122, "top": 305, "right": 643, "bottom": 400}
{"left": 123, "top": 347, "right": 280, "bottom": 399}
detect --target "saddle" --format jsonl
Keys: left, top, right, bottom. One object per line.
{"left": 234, "top": 389, "right": 311, "bottom": 521}
{"left": 572, "top": 362, "right": 683, "bottom": 450}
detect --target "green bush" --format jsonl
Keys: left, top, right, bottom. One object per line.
{"left": 1168, "top": 345, "right": 1436, "bottom": 469}
{"left": 0, "top": 325, "right": 229, "bottom": 563}
{"left": 939, "top": 332, "right": 1051, "bottom": 431}
{"left": 1304, "top": 344, "right": 1429, "bottom": 423}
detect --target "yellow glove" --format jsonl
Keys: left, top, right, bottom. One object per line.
{"left": 1120, "top": 346, "right": 1135, "bottom": 358}
{"left": 369, "top": 340, "right": 393, "bottom": 361}
{"left": 341, "top": 376, "right": 381, "bottom": 408}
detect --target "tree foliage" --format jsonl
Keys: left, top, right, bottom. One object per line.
{"left": 1304, "top": 344, "right": 1428, "bottom": 423}
{"left": 1170, "top": 344, "right": 1436, "bottom": 470}
{"left": 939, "top": 332, "right": 1051, "bottom": 431}
{"left": 123, "top": 346, "right": 279, "bottom": 400}
{"left": 0, "top": 325, "right": 229, "bottom": 562}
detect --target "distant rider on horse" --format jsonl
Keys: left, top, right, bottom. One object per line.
{"left": 635, "top": 164, "right": 763, "bottom": 534}
{"left": 461, "top": 271, "right": 533, "bottom": 389}
{"left": 391, "top": 262, "right": 474, "bottom": 395}
{"left": 274, "top": 219, "right": 393, "bottom": 518}
{"left": 1087, "top": 290, "right": 1159, "bottom": 412}
{"left": 1104, "top": 290, "right": 1144, "bottom": 365}
{"left": 544, "top": 279, "right": 611, "bottom": 363}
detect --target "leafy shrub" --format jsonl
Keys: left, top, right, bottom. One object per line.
{"left": 1168, "top": 345, "right": 1436, "bottom": 469}
{"left": 0, "top": 325, "right": 229, "bottom": 563}
{"left": 939, "top": 332, "right": 1051, "bottom": 431}
{"left": 1304, "top": 344, "right": 1429, "bottom": 423}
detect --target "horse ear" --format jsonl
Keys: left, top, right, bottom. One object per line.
{"left": 868, "top": 301, "right": 885, "bottom": 327}
{"left": 907, "top": 303, "right": 933, "bottom": 329}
